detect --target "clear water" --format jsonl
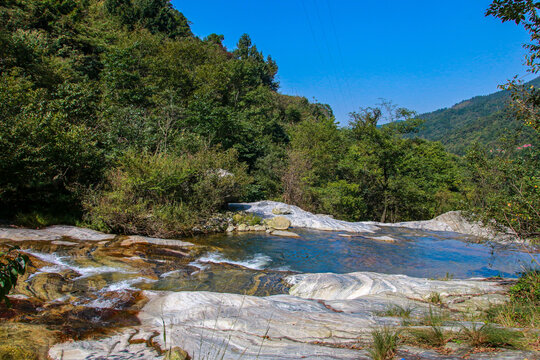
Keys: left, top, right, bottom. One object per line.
{"left": 191, "top": 227, "right": 539, "bottom": 279}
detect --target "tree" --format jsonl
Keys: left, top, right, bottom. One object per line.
{"left": 486, "top": 0, "right": 540, "bottom": 132}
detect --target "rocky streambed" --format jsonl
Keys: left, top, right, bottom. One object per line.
{"left": 0, "top": 203, "right": 538, "bottom": 359}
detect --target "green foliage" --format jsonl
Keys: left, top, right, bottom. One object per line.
{"left": 0, "top": 246, "right": 31, "bottom": 307}
{"left": 232, "top": 212, "right": 262, "bottom": 226}
{"left": 379, "top": 304, "right": 414, "bottom": 319}
{"left": 428, "top": 292, "right": 442, "bottom": 304}
{"left": 83, "top": 148, "right": 250, "bottom": 237}
{"left": 485, "top": 301, "right": 539, "bottom": 328}
{"left": 3, "top": 0, "right": 533, "bottom": 237}
{"left": 368, "top": 327, "right": 401, "bottom": 360}
{"left": 464, "top": 142, "right": 539, "bottom": 238}
{"left": 0, "top": 0, "right": 317, "bottom": 225}
{"left": 509, "top": 269, "right": 540, "bottom": 304}
{"left": 13, "top": 211, "right": 79, "bottom": 228}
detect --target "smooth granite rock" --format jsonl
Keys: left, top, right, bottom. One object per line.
{"left": 230, "top": 201, "right": 378, "bottom": 233}
{"left": 48, "top": 271, "right": 521, "bottom": 360}
{"left": 0, "top": 225, "right": 115, "bottom": 242}
{"left": 120, "top": 235, "right": 194, "bottom": 247}
{"left": 269, "top": 230, "right": 300, "bottom": 238}
{"left": 286, "top": 272, "right": 503, "bottom": 301}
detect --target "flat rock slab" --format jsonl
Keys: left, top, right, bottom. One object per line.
{"left": 286, "top": 272, "right": 503, "bottom": 301}
{"left": 50, "top": 240, "right": 78, "bottom": 246}
{"left": 120, "top": 235, "right": 194, "bottom": 247}
{"left": 0, "top": 225, "right": 115, "bottom": 242}
{"left": 367, "top": 235, "right": 396, "bottom": 242}
{"left": 269, "top": 230, "right": 300, "bottom": 238}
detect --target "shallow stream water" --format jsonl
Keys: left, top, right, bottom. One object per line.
{"left": 189, "top": 227, "right": 538, "bottom": 278}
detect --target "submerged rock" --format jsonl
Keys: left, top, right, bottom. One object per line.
{"left": 269, "top": 230, "right": 300, "bottom": 238}
{"left": 120, "top": 235, "right": 194, "bottom": 247}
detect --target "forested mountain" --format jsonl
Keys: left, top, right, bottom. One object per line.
{"left": 414, "top": 77, "right": 540, "bottom": 154}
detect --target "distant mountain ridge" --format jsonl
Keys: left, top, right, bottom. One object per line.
{"left": 413, "top": 77, "right": 540, "bottom": 155}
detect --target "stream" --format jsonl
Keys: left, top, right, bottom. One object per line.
{"left": 0, "top": 224, "right": 538, "bottom": 359}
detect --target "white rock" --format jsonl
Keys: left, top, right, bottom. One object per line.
{"left": 120, "top": 235, "right": 194, "bottom": 247}
{"left": 286, "top": 272, "right": 502, "bottom": 301}
{"left": 0, "top": 225, "right": 115, "bottom": 241}
{"left": 270, "top": 230, "right": 300, "bottom": 238}
{"left": 230, "top": 201, "right": 378, "bottom": 233}
{"left": 49, "top": 271, "right": 512, "bottom": 360}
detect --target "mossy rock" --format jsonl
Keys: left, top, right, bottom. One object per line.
{"left": 164, "top": 347, "right": 190, "bottom": 360}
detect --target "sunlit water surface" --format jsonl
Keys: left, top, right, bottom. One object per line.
{"left": 190, "top": 227, "right": 538, "bottom": 278}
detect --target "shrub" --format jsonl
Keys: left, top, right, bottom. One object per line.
{"left": 83, "top": 148, "right": 250, "bottom": 237}
{"left": 509, "top": 269, "right": 540, "bottom": 304}
{"left": 0, "top": 246, "right": 31, "bottom": 307}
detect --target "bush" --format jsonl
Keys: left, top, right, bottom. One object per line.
{"left": 509, "top": 269, "right": 540, "bottom": 304}
{"left": 83, "top": 148, "right": 250, "bottom": 237}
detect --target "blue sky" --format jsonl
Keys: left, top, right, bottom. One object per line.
{"left": 172, "top": 0, "right": 531, "bottom": 124}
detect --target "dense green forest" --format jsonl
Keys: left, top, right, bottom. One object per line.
{"left": 0, "top": 0, "right": 538, "bottom": 239}
{"left": 414, "top": 77, "right": 540, "bottom": 155}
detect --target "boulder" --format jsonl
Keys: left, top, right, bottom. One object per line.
{"left": 236, "top": 224, "right": 248, "bottom": 232}
{"left": 265, "top": 216, "right": 291, "bottom": 230}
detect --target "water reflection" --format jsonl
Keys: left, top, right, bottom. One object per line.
{"left": 189, "top": 227, "right": 538, "bottom": 279}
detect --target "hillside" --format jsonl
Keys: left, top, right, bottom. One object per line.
{"left": 414, "top": 77, "right": 540, "bottom": 154}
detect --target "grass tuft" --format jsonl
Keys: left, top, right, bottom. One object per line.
{"left": 368, "top": 326, "right": 401, "bottom": 360}
{"left": 379, "top": 304, "right": 414, "bottom": 319}
{"left": 460, "top": 323, "right": 525, "bottom": 349}
{"left": 427, "top": 292, "right": 442, "bottom": 304}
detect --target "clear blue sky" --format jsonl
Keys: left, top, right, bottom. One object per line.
{"left": 172, "top": 0, "right": 531, "bottom": 124}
